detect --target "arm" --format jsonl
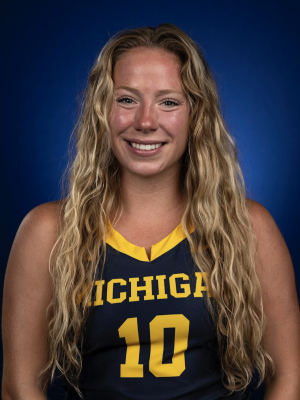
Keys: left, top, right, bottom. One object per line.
{"left": 249, "top": 200, "right": 300, "bottom": 399}
{"left": 2, "top": 202, "right": 61, "bottom": 400}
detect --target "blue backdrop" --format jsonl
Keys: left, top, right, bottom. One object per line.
{"left": 1, "top": 1, "right": 299, "bottom": 398}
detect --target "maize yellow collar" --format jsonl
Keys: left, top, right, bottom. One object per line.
{"left": 106, "top": 222, "right": 187, "bottom": 262}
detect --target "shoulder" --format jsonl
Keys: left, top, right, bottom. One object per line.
{"left": 246, "top": 199, "right": 294, "bottom": 288}
{"left": 246, "top": 206, "right": 300, "bottom": 386}
{"left": 246, "top": 199, "right": 285, "bottom": 254}
{"left": 6, "top": 201, "right": 64, "bottom": 278}
{"left": 20, "top": 200, "right": 63, "bottom": 232}
{"left": 2, "top": 202, "right": 65, "bottom": 393}
{"left": 246, "top": 198, "right": 285, "bottom": 253}
{"left": 246, "top": 199, "right": 295, "bottom": 293}
{"left": 17, "top": 200, "right": 63, "bottom": 246}
{"left": 247, "top": 199, "right": 276, "bottom": 236}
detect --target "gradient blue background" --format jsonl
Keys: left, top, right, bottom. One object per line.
{"left": 1, "top": 0, "right": 299, "bottom": 398}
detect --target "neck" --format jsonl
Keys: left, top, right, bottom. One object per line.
{"left": 119, "top": 168, "right": 186, "bottom": 219}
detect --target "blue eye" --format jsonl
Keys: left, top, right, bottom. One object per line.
{"left": 162, "top": 99, "right": 179, "bottom": 107}
{"left": 117, "top": 97, "right": 134, "bottom": 104}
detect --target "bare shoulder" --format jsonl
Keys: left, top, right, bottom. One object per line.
{"left": 246, "top": 203, "right": 300, "bottom": 387}
{"left": 19, "top": 200, "right": 63, "bottom": 238}
{"left": 3, "top": 200, "right": 64, "bottom": 340}
{"left": 2, "top": 201, "right": 65, "bottom": 396}
{"left": 6, "top": 200, "right": 64, "bottom": 278}
{"left": 246, "top": 199, "right": 299, "bottom": 312}
{"left": 246, "top": 199, "right": 289, "bottom": 265}
{"left": 246, "top": 198, "right": 297, "bottom": 304}
{"left": 247, "top": 199, "right": 277, "bottom": 238}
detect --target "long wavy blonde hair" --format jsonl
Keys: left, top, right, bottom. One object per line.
{"left": 40, "top": 23, "right": 273, "bottom": 395}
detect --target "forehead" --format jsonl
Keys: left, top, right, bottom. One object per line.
{"left": 113, "top": 47, "right": 183, "bottom": 90}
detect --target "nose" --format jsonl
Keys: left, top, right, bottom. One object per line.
{"left": 134, "top": 103, "right": 159, "bottom": 133}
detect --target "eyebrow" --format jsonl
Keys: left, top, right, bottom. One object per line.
{"left": 114, "top": 86, "right": 184, "bottom": 96}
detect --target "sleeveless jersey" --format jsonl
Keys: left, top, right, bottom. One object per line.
{"left": 63, "top": 224, "right": 249, "bottom": 400}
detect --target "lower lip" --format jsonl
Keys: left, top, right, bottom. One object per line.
{"left": 125, "top": 141, "right": 165, "bottom": 157}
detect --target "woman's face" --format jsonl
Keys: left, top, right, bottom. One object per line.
{"left": 109, "top": 47, "right": 190, "bottom": 180}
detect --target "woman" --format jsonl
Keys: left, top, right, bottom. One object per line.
{"left": 2, "top": 24, "right": 300, "bottom": 399}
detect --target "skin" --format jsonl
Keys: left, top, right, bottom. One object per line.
{"left": 109, "top": 47, "right": 190, "bottom": 256}
{"left": 250, "top": 200, "right": 300, "bottom": 398}
{"left": 2, "top": 47, "right": 300, "bottom": 399}
{"left": 109, "top": 47, "right": 190, "bottom": 180}
{"left": 2, "top": 202, "right": 60, "bottom": 400}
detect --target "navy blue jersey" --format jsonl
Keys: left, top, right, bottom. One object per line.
{"left": 64, "top": 224, "right": 249, "bottom": 400}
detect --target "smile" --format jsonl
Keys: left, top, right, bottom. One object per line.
{"left": 129, "top": 142, "right": 163, "bottom": 150}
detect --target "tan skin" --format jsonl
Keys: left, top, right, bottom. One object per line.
{"left": 2, "top": 48, "right": 300, "bottom": 399}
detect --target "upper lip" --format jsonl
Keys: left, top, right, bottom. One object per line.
{"left": 125, "top": 139, "right": 166, "bottom": 144}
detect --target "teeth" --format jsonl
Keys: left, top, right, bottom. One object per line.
{"left": 131, "top": 142, "right": 163, "bottom": 150}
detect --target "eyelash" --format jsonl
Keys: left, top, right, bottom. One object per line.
{"left": 161, "top": 99, "right": 180, "bottom": 107}
{"left": 116, "top": 97, "right": 180, "bottom": 107}
{"left": 116, "top": 97, "right": 135, "bottom": 104}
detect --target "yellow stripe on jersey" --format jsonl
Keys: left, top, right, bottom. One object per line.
{"left": 150, "top": 223, "right": 186, "bottom": 261}
{"left": 106, "top": 226, "right": 149, "bottom": 262}
{"left": 106, "top": 222, "right": 188, "bottom": 262}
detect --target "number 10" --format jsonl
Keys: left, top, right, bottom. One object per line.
{"left": 118, "top": 314, "right": 190, "bottom": 377}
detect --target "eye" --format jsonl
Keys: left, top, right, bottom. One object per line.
{"left": 116, "top": 96, "right": 135, "bottom": 104}
{"left": 161, "top": 99, "right": 180, "bottom": 107}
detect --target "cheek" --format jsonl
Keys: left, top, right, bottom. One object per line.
{"left": 110, "top": 108, "right": 133, "bottom": 135}
{"left": 166, "top": 112, "right": 189, "bottom": 142}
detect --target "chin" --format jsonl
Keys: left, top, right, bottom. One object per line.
{"left": 124, "top": 164, "right": 166, "bottom": 179}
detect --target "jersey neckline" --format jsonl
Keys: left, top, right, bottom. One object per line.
{"left": 106, "top": 222, "right": 187, "bottom": 262}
